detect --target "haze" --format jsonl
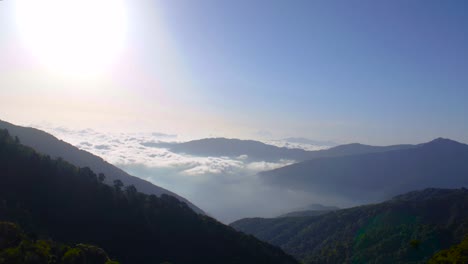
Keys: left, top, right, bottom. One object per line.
{"left": 1, "top": 0, "right": 467, "bottom": 144}
{"left": 1, "top": 1, "right": 468, "bottom": 222}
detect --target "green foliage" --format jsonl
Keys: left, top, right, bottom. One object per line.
{"left": 232, "top": 189, "right": 468, "bottom": 264}
{"left": 0, "top": 129, "right": 297, "bottom": 264}
{"left": 410, "top": 239, "right": 421, "bottom": 250}
{"left": 0, "top": 221, "right": 116, "bottom": 264}
{"left": 428, "top": 235, "right": 468, "bottom": 264}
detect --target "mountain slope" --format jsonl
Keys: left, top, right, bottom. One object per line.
{"left": 0, "top": 129, "right": 298, "bottom": 264}
{"left": 277, "top": 204, "right": 339, "bottom": 218}
{"left": 429, "top": 234, "right": 468, "bottom": 263}
{"left": 260, "top": 138, "right": 468, "bottom": 203}
{"left": 0, "top": 120, "right": 204, "bottom": 214}
{"left": 231, "top": 188, "right": 468, "bottom": 264}
{"left": 148, "top": 137, "right": 413, "bottom": 162}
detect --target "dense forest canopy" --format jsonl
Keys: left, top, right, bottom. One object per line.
{"left": 0, "top": 221, "right": 119, "bottom": 264}
{"left": 232, "top": 188, "right": 468, "bottom": 263}
{"left": 0, "top": 129, "right": 297, "bottom": 264}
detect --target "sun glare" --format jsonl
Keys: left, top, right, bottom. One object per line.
{"left": 14, "top": 0, "right": 128, "bottom": 76}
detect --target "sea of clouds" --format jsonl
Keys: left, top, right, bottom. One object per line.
{"left": 32, "top": 124, "right": 342, "bottom": 223}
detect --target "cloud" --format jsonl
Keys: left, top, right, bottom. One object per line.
{"left": 152, "top": 132, "right": 177, "bottom": 138}
{"left": 31, "top": 123, "right": 347, "bottom": 223}
{"left": 79, "top": 141, "right": 93, "bottom": 147}
{"left": 94, "top": 144, "right": 111, "bottom": 150}
{"left": 263, "top": 139, "right": 333, "bottom": 151}
{"left": 246, "top": 160, "right": 293, "bottom": 171}
{"left": 237, "top": 154, "right": 248, "bottom": 160}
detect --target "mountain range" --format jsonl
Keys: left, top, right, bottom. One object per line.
{"left": 231, "top": 188, "right": 468, "bottom": 263}
{"left": 1, "top": 118, "right": 468, "bottom": 263}
{"left": 277, "top": 204, "right": 340, "bottom": 218}
{"left": 146, "top": 137, "right": 413, "bottom": 162}
{"left": 0, "top": 128, "right": 298, "bottom": 264}
{"left": 260, "top": 138, "right": 468, "bottom": 203}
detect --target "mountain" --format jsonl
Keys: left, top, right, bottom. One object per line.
{"left": 146, "top": 137, "right": 413, "bottom": 162}
{"left": 0, "top": 222, "right": 119, "bottom": 264}
{"left": 278, "top": 204, "right": 339, "bottom": 218}
{"left": 231, "top": 188, "right": 468, "bottom": 264}
{"left": 260, "top": 138, "right": 468, "bottom": 203}
{"left": 0, "top": 129, "right": 298, "bottom": 264}
{"left": 144, "top": 138, "right": 312, "bottom": 162}
{"left": 282, "top": 137, "right": 338, "bottom": 147}
{"left": 277, "top": 210, "right": 332, "bottom": 218}
{"left": 0, "top": 120, "right": 204, "bottom": 214}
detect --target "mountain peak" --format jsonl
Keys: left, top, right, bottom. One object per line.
{"left": 424, "top": 137, "right": 463, "bottom": 147}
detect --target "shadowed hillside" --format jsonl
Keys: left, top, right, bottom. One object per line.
{"left": 0, "top": 129, "right": 298, "bottom": 264}
{"left": 0, "top": 120, "right": 204, "bottom": 214}
{"left": 231, "top": 188, "right": 468, "bottom": 264}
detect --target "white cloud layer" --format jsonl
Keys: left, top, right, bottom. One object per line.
{"left": 31, "top": 123, "right": 346, "bottom": 223}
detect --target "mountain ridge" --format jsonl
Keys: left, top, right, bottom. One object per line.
{"left": 0, "top": 129, "right": 298, "bottom": 264}
{"left": 260, "top": 137, "right": 468, "bottom": 203}
{"left": 148, "top": 137, "right": 414, "bottom": 162}
{"left": 231, "top": 188, "right": 468, "bottom": 264}
{"left": 0, "top": 119, "right": 204, "bottom": 214}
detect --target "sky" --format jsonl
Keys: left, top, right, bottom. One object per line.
{"left": 1, "top": 0, "right": 468, "bottom": 145}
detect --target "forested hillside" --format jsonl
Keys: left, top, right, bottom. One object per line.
{"left": 0, "top": 129, "right": 297, "bottom": 264}
{"left": 0, "top": 222, "right": 118, "bottom": 264}
{"left": 231, "top": 188, "right": 468, "bottom": 264}
{"left": 429, "top": 235, "right": 468, "bottom": 263}
{"left": 0, "top": 120, "right": 204, "bottom": 214}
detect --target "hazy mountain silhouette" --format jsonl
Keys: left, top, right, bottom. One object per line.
{"left": 277, "top": 210, "right": 333, "bottom": 218}
{"left": 147, "top": 137, "right": 413, "bottom": 162}
{"left": 282, "top": 137, "right": 338, "bottom": 147}
{"left": 277, "top": 204, "right": 339, "bottom": 218}
{"left": 0, "top": 120, "right": 204, "bottom": 214}
{"left": 260, "top": 138, "right": 468, "bottom": 203}
{"left": 231, "top": 188, "right": 468, "bottom": 263}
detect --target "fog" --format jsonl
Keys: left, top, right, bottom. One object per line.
{"left": 32, "top": 124, "right": 352, "bottom": 223}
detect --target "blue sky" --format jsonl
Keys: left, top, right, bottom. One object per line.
{"left": 1, "top": 0, "right": 467, "bottom": 144}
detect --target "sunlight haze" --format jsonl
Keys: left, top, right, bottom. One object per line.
{"left": 1, "top": 0, "right": 467, "bottom": 144}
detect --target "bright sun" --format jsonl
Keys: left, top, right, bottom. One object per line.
{"left": 14, "top": 0, "right": 128, "bottom": 76}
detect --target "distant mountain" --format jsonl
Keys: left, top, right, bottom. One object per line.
{"left": 290, "top": 203, "right": 340, "bottom": 212}
{"left": 260, "top": 138, "right": 468, "bottom": 203}
{"left": 144, "top": 138, "right": 311, "bottom": 162}
{"left": 231, "top": 188, "right": 468, "bottom": 264}
{"left": 278, "top": 204, "right": 339, "bottom": 218}
{"left": 282, "top": 137, "right": 338, "bottom": 147}
{"left": 0, "top": 120, "right": 204, "bottom": 214}
{"left": 146, "top": 137, "right": 413, "bottom": 162}
{"left": 0, "top": 129, "right": 298, "bottom": 264}
{"left": 277, "top": 210, "right": 332, "bottom": 218}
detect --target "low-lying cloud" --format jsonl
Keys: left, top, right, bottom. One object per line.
{"left": 32, "top": 124, "right": 343, "bottom": 223}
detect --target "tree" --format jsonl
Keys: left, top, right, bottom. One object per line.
{"left": 125, "top": 185, "right": 137, "bottom": 197}
{"left": 113, "top": 180, "right": 124, "bottom": 191}
{"left": 428, "top": 236, "right": 468, "bottom": 263}
{"left": 410, "top": 239, "right": 421, "bottom": 250}
{"left": 98, "top": 173, "right": 106, "bottom": 183}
